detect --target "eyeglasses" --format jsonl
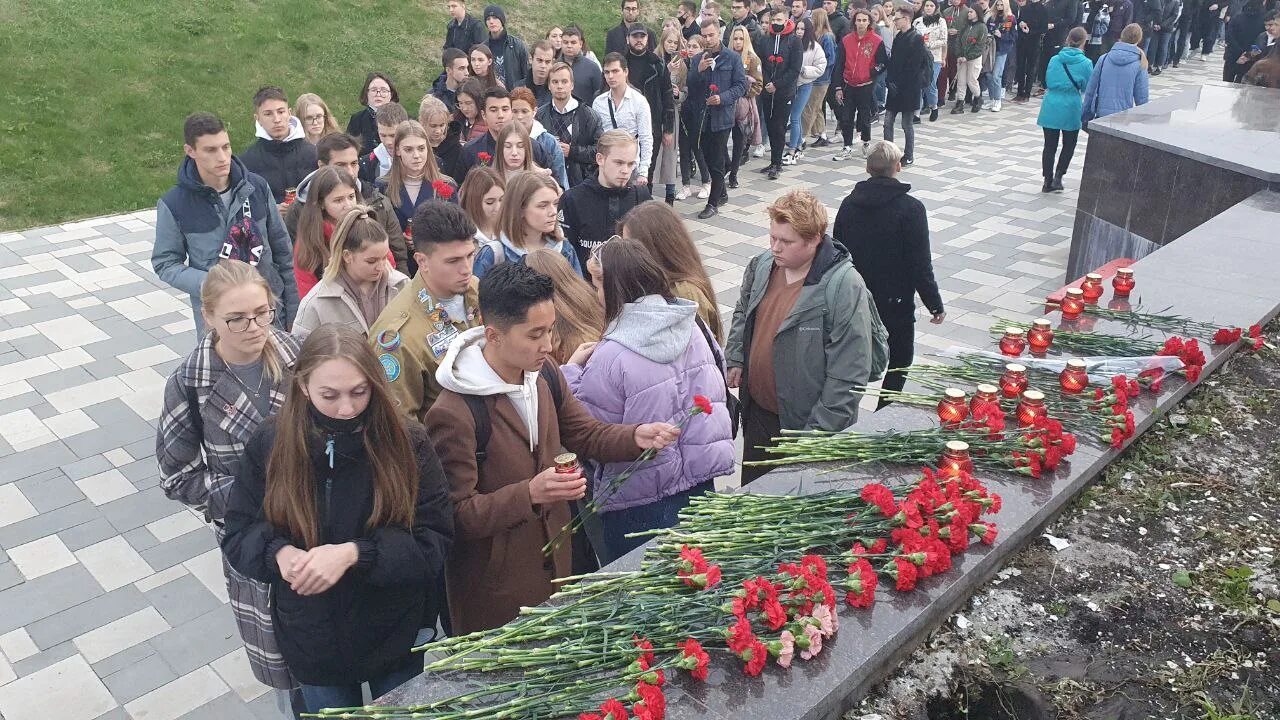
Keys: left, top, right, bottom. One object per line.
{"left": 223, "top": 309, "right": 276, "bottom": 333}
{"left": 303, "top": 113, "right": 326, "bottom": 123}
{"left": 368, "top": 87, "right": 392, "bottom": 96}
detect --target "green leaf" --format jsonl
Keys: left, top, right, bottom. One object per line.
{"left": 1224, "top": 566, "right": 1254, "bottom": 581}
{"left": 1172, "top": 570, "right": 1193, "bottom": 588}
{"left": 1266, "top": 599, "right": 1280, "bottom": 614}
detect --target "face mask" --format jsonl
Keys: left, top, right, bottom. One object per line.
{"left": 308, "top": 402, "right": 367, "bottom": 435}
{"left": 773, "top": 21, "right": 786, "bottom": 30}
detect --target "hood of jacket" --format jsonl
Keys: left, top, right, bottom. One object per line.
{"left": 436, "top": 326, "right": 541, "bottom": 451}
{"left": 768, "top": 17, "right": 797, "bottom": 36}
{"left": 847, "top": 175, "right": 912, "bottom": 209}
{"left": 1108, "top": 41, "right": 1143, "bottom": 65}
{"left": 254, "top": 116, "right": 307, "bottom": 145}
{"left": 176, "top": 154, "right": 251, "bottom": 197}
{"left": 603, "top": 295, "right": 698, "bottom": 364}
{"left": 1057, "top": 45, "right": 1092, "bottom": 71}
{"left": 294, "top": 167, "right": 369, "bottom": 204}
{"left": 497, "top": 232, "right": 570, "bottom": 259}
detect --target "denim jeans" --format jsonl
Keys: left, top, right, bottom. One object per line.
{"left": 874, "top": 73, "right": 888, "bottom": 110}
{"left": 788, "top": 82, "right": 815, "bottom": 149}
{"left": 299, "top": 659, "right": 422, "bottom": 713}
{"left": 883, "top": 108, "right": 916, "bottom": 161}
{"left": 987, "top": 52, "right": 1010, "bottom": 102}
{"left": 923, "top": 60, "right": 943, "bottom": 109}
{"left": 600, "top": 480, "right": 714, "bottom": 563}
{"left": 1152, "top": 29, "right": 1175, "bottom": 67}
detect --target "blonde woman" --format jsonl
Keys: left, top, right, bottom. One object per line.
{"left": 728, "top": 25, "right": 764, "bottom": 188}
{"left": 292, "top": 207, "right": 409, "bottom": 339}
{"left": 295, "top": 93, "right": 341, "bottom": 144}
{"left": 803, "top": 9, "right": 838, "bottom": 147}
{"left": 473, "top": 171, "right": 582, "bottom": 277}
{"left": 157, "top": 259, "right": 302, "bottom": 717}
{"left": 525, "top": 248, "right": 604, "bottom": 364}
{"left": 375, "top": 121, "right": 457, "bottom": 237}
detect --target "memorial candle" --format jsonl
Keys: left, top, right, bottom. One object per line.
{"left": 1028, "top": 319, "right": 1054, "bottom": 354}
{"left": 1059, "top": 358, "right": 1089, "bottom": 394}
{"left": 938, "top": 440, "right": 975, "bottom": 477}
{"left": 1000, "top": 363, "right": 1028, "bottom": 398}
{"left": 970, "top": 383, "right": 1001, "bottom": 417}
{"left": 1080, "top": 273, "right": 1105, "bottom": 303}
{"left": 1060, "top": 288, "right": 1086, "bottom": 319}
{"left": 1112, "top": 267, "right": 1135, "bottom": 298}
{"left": 999, "top": 327, "right": 1027, "bottom": 357}
{"left": 1016, "top": 390, "right": 1047, "bottom": 426}
{"left": 937, "top": 388, "right": 969, "bottom": 426}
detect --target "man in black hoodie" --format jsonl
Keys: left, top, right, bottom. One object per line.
{"left": 833, "top": 140, "right": 944, "bottom": 405}
{"left": 445, "top": 0, "right": 487, "bottom": 51}
{"left": 625, "top": 26, "right": 676, "bottom": 187}
{"left": 538, "top": 62, "right": 605, "bottom": 187}
{"left": 239, "top": 86, "right": 317, "bottom": 206}
{"left": 559, "top": 130, "right": 652, "bottom": 266}
{"left": 759, "top": 9, "right": 803, "bottom": 179}
{"left": 484, "top": 4, "right": 530, "bottom": 89}
{"left": 1013, "top": 0, "right": 1050, "bottom": 100}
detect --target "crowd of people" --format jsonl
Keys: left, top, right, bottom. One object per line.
{"left": 142, "top": 0, "right": 1277, "bottom": 715}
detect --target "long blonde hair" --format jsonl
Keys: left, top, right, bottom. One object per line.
{"left": 494, "top": 121, "right": 537, "bottom": 182}
{"left": 384, "top": 120, "right": 443, "bottom": 209}
{"left": 499, "top": 171, "right": 563, "bottom": 246}
{"left": 730, "top": 25, "right": 760, "bottom": 68}
{"left": 525, "top": 249, "right": 604, "bottom": 363}
{"left": 322, "top": 206, "right": 390, "bottom": 281}
{"left": 810, "top": 8, "right": 833, "bottom": 38}
{"left": 200, "top": 260, "right": 282, "bottom": 381}
{"left": 294, "top": 93, "right": 341, "bottom": 140}
{"left": 264, "top": 325, "right": 417, "bottom": 549}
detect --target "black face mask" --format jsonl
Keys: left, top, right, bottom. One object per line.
{"left": 773, "top": 21, "right": 787, "bottom": 30}
{"left": 308, "top": 402, "right": 366, "bottom": 435}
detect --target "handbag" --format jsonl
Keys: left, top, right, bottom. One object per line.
{"left": 694, "top": 316, "right": 741, "bottom": 438}
{"left": 1081, "top": 54, "right": 1106, "bottom": 131}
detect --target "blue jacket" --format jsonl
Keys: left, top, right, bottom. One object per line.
{"left": 152, "top": 156, "right": 299, "bottom": 333}
{"left": 815, "top": 33, "right": 838, "bottom": 84}
{"left": 473, "top": 232, "right": 584, "bottom": 278}
{"left": 1082, "top": 42, "right": 1149, "bottom": 120}
{"left": 1038, "top": 47, "right": 1094, "bottom": 131}
{"left": 683, "top": 47, "right": 750, "bottom": 132}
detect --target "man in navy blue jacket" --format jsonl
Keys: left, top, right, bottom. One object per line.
{"left": 685, "top": 20, "right": 750, "bottom": 218}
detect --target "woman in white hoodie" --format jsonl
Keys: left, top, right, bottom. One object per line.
{"left": 914, "top": 0, "right": 950, "bottom": 121}
{"left": 783, "top": 18, "right": 828, "bottom": 165}
{"left": 292, "top": 207, "right": 408, "bottom": 340}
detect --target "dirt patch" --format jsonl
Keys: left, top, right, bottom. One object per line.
{"left": 850, "top": 325, "right": 1280, "bottom": 720}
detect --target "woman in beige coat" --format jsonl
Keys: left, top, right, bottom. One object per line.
{"left": 293, "top": 206, "right": 409, "bottom": 340}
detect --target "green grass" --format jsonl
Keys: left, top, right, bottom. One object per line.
{"left": 0, "top": 0, "right": 620, "bottom": 231}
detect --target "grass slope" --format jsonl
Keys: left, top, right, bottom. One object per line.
{"left": 0, "top": 0, "right": 619, "bottom": 231}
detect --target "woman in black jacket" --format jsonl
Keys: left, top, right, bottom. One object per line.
{"left": 346, "top": 73, "right": 401, "bottom": 155}
{"left": 222, "top": 324, "right": 453, "bottom": 713}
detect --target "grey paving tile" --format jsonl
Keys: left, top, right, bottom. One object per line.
{"left": 122, "top": 526, "right": 160, "bottom": 553}
{"left": 76, "top": 302, "right": 123, "bottom": 322}
{"left": 8, "top": 333, "right": 62, "bottom": 359}
{"left": 28, "top": 366, "right": 99, "bottom": 395}
{"left": 0, "top": 440, "right": 78, "bottom": 483}
{"left": 66, "top": 419, "right": 155, "bottom": 459}
{"left": 143, "top": 573, "right": 222, "bottom": 627}
{"left": 91, "top": 637, "right": 159, "bottom": 678}
{"left": 179, "top": 691, "right": 261, "bottom": 720}
{"left": 150, "top": 606, "right": 243, "bottom": 676}
{"left": 9, "top": 638, "right": 79, "bottom": 678}
{"left": 124, "top": 437, "right": 158, "bottom": 461}
{"left": 119, "top": 458, "right": 160, "bottom": 484}
{"left": 0, "top": 565, "right": 105, "bottom": 634}
{"left": 0, "top": 561, "right": 22, "bottom": 591}
{"left": 139, "top": 529, "right": 216, "bottom": 573}
{"left": 24, "top": 584, "right": 148, "bottom": 648}
{"left": 62, "top": 454, "right": 114, "bottom": 481}
{"left": 82, "top": 357, "right": 132, "bottom": 380}
{"left": 0, "top": 499, "right": 99, "bottom": 549}
{"left": 2, "top": 269, "right": 67, "bottom": 289}
{"left": 100, "top": 486, "right": 178, "bottom": 534}
{"left": 59, "top": 517, "right": 122, "bottom": 552}
{"left": 0, "top": 391, "right": 45, "bottom": 417}
{"left": 102, "top": 651, "right": 178, "bottom": 704}
{"left": 17, "top": 469, "right": 86, "bottom": 512}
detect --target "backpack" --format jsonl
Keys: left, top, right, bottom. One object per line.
{"left": 463, "top": 362, "right": 564, "bottom": 468}
{"left": 824, "top": 261, "right": 890, "bottom": 384}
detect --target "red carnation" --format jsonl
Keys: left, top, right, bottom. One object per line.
{"left": 1253, "top": 335, "right": 1265, "bottom": 351}
{"left": 633, "top": 636, "right": 656, "bottom": 667}
{"left": 432, "top": 179, "right": 455, "bottom": 199}
{"left": 861, "top": 483, "right": 898, "bottom": 518}
{"left": 726, "top": 615, "right": 755, "bottom": 653}
{"left": 1110, "top": 427, "right": 1124, "bottom": 448}
{"left": 633, "top": 683, "right": 666, "bottom": 720}
{"left": 709, "top": 83, "right": 719, "bottom": 92}
{"left": 845, "top": 557, "right": 878, "bottom": 608}
{"left": 1059, "top": 432, "right": 1077, "bottom": 455}
{"left": 742, "top": 638, "right": 769, "bottom": 676}
{"left": 892, "top": 556, "right": 918, "bottom": 591}
{"left": 970, "top": 521, "right": 998, "bottom": 545}
{"left": 1249, "top": 324, "right": 1262, "bottom": 338}
{"left": 1213, "top": 328, "right": 1238, "bottom": 345}
{"left": 692, "top": 395, "right": 713, "bottom": 415}
{"left": 477, "top": 151, "right": 492, "bottom": 164}
{"left": 677, "top": 638, "right": 711, "bottom": 681}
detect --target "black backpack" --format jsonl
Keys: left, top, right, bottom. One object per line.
{"left": 463, "top": 362, "right": 564, "bottom": 467}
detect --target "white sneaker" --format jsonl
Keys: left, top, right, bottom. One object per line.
{"left": 861, "top": 141, "right": 870, "bottom": 157}
{"left": 781, "top": 152, "right": 796, "bottom": 166}
{"left": 675, "top": 185, "right": 693, "bottom": 200}
{"left": 832, "top": 146, "right": 853, "bottom": 161}
{"left": 990, "top": 100, "right": 1002, "bottom": 112}
{"left": 751, "top": 145, "right": 765, "bottom": 158}
{"left": 697, "top": 184, "right": 710, "bottom": 200}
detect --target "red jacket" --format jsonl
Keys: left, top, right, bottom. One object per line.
{"left": 839, "top": 29, "right": 885, "bottom": 87}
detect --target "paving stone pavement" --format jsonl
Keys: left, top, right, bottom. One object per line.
{"left": 0, "top": 59, "right": 1217, "bottom": 719}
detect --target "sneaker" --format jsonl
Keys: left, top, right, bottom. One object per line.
{"left": 1033, "top": 88, "right": 1046, "bottom": 97}
{"left": 902, "top": 157, "right": 914, "bottom": 166}
{"left": 697, "top": 205, "right": 718, "bottom": 219}
{"left": 1198, "top": 53, "right": 1208, "bottom": 61}
{"left": 697, "top": 184, "right": 710, "bottom": 200}
{"left": 727, "top": 176, "right": 739, "bottom": 189}
{"left": 766, "top": 166, "right": 780, "bottom": 180}
{"left": 1042, "top": 177, "right": 1054, "bottom": 193}
{"left": 913, "top": 114, "right": 922, "bottom": 124}
{"left": 813, "top": 136, "right": 831, "bottom": 147}
{"left": 675, "top": 185, "right": 693, "bottom": 200}
{"left": 795, "top": 147, "right": 806, "bottom": 160}
{"left": 832, "top": 146, "right": 854, "bottom": 161}
{"left": 929, "top": 108, "right": 939, "bottom": 121}
{"left": 990, "top": 100, "right": 1002, "bottom": 112}
{"left": 781, "top": 152, "right": 796, "bottom": 166}
{"left": 751, "top": 145, "right": 765, "bottom": 158}
{"left": 1172, "top": 61, "right": 1180, "bottom": 67}
{"left": 982, "top": 100, "right": 994, "bottom": 110}
{"left": 861, "top": 141, "right": 870, "bottom": 157}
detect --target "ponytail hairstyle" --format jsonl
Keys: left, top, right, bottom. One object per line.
{"left": 296, "top": 166, "right": 358, "bottom": 275}
{"left": 199, "top": 259, "right": 283, "bottom": 382}
{"left": 263, "top": 324, "right": 417, "bottom": 549}
{"left": 322, "top": 206, "right": 390, "bottom": 281}
{"left": 385, "top": 120, "right": 443, "bottom": 209}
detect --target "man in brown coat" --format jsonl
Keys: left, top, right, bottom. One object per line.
{"left": 425, "top": 262, "right": 680, "bottom": 633}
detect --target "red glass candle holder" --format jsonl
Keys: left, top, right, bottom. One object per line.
{"left": 1059, "top": 358, "right": 1090, "bottom": 394}
{"left": 1015, "top": 390, "right": 1047, "bottom": 426}
{"left": 998, "top": 327, "right": 1027, "bottom": 357}
{"left": 1028, "top": 319, "right": 1054, "bottom": 354}
{"left": 937, "top": 388, "right": 969, "bottom": 427}
{"left": 1080, "top": 273, "right": 1105, "bottom": 303}
{"left": 1000, "top": 363, "right": 1028, "bottom": 399}
{"left": 1112, "top": 267, "right": 1135, "bottom": 298}
{"left": 970, "top": 383, "right": 1001, "bottom": 415}
{"left": 938, "top": 440, "right": 975, "bottom": 477}
{"left": 1060, "top": 288, "right": 1086, "bottom": 319}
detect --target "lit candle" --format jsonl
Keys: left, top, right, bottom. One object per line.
{"left": 1059, "top": 358, "right": 1089, "bottom": 394}
{"left": 999, "top": 327, "right": 1028, "bottom": 357}
{"left": 970, "top": 383, "right": 1001, "bottom": 416}
{"left": 1016, "top": 390, "right": 1047, "bottom": 426}
{"left": 938, "top": 440, "right": 975, "bottom": 477}
{"left": 1060, "top": 288, "right": 1086, "bottom": 320}
{"left": 1028, "top": 319, "right": 1054, "bottom": 354}
{"left": 937, "top": 388, "right": 969, "bottom": 427}
{"left": 1000, "top": 363, "right": 1029, "bottom": 399}
{"left": 1080, "top": 273, "right": 1105, "bottom": 303}
{"left": 1112, "top": 267, "right": 1135, "bottom": 298}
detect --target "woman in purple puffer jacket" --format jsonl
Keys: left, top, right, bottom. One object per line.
{"left": 562, "top": 238, "right": 735, "bottom": 563}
